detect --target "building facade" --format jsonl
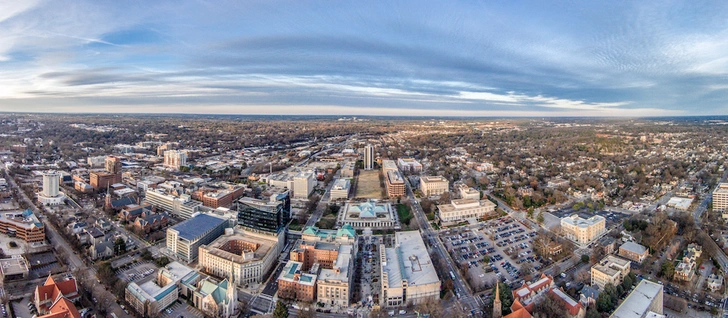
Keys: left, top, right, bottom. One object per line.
{"left": 437, "top": 199, "right": 497, "bottom": 226}
{"left": 561, "top": 214, "right": 606, "bottom": 245}
{"left": 380, "top": 231, "right": 440, "bottom": 307}
{"left": 714, "top": 183, "right": 728, "bottom": 216}
{"left": 385, "top": 170, "right": 405, "bottom": 198}
{"left": 145, "top": 189, "right": 202, "bottom": 220}
{"left": 166, "top": 213, "right": 230, "bottom": 263}
{"left": 236, "top": 190, "right": 290, "bottom": 235}
{"left": 0, "top": 209, "right": 45, "bottom": 242}
{"left": 293, "top": 171, "right": 315, "bottom": 199}
{"left": 591, "top": 255, "right": 631, "bottom": 290}
{"left": 329, "top": 179, "right": 351, "bottom": 201}
{"left": 198, "top": 229, "right": 282, "bottom": 286}
{"left": 164, "top": 150, "right": 188, "bottom": 169}
{"left": 364, "top": 145, "right": 374, "bottom": 170}
{"left": 419, "top": 176, "right": 449, "bottom": 197}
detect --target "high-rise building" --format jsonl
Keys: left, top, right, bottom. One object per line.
{"left": 164, "top": 150, "right": 188, "bottom": 169}
{"left": 236, "top": 190, "right": 290, "bottom": 235}
{"left": 364, "top": 145, "right": 374, "bottom": 170}
{"left": 713, "top": 183, "right": 728, "bottom": 214}
{"left": 105, "top": 156, "right": 122, "bottom": 174}
{"left": 41, "top": 171, "right": 60, "bottom": 198}
{"left": 166, "top": 213, "right": 231, "bottom": 263}
{"left": 293, "top": 171, "right": 315, "bottom": 199}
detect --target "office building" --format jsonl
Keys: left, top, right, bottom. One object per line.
{"left": 0, "top": 256, "right": 29, "bottom": 281}
{"left": 236, "top": 190, "right": 290, "bottom": 235}
{"left": 164, "top": 150, "right": 188, "bottom": 169}
{"left": 618, "top": 242, "right": 649, "bottom": 263}
{"left": 437, "top": 199, "right": 497, "bottom": 226}
{"left": 419, "top": 176, "right": 449, "bottom": 197}
{"left": 330, "top": 179, "right": 351, "bottom": 201}
{"left": 277, "top": 261, "right": 318, "bottom": 302}
{"left": 0, "top": 209, "right": 45, "bottom": 242}
{"left": 714, "top": 183, "right": 728, "bottom": 216}
{"left": 293, "top": 171, "right": 315, "bottom": 199}
{"left": 87, "top": 156, "right": 106, "bottom": 168}
{"left": 38, "top": 171, "right": 65, "bottom": 205}
{"left": 145, "top": 189, "right": 202, "bottom": 220}
{"left": 166, "top": 213, "right": 230, "bottom": 263}
{"left": 561, "top": 214, "right": 606, "bottom": 245}
{"left": 381, "top": 159, "right": 398, "bottom": 173}
{"left": 301, "top": 224, "right": 357, "bottom": 245}
{"left": 89, "top": 171, "right": 121, "bottom": 190}
{"left": 198, "top": 229, "right": 282, "bottom": 286}
{"left": 455, "top": 183, "right": 480, "bottom": 200}
{"left": 340, "top": 161, "right": 356, "bottom": 178}
{"left": 385, "top": 170, "right": 405, "bottom": 198}
{"left": 380, "top": 231, "right": 440, "bottom": 307}
{"left": 338, "top": 201, "right": 399, "bottom": 230}
{"left": 317, "top": 244, "right": 354, "bottom": 307}
{"left": 591, "top": 255, "right": 631, "bottom": 290}
{"left": 610, "top": 280, "right": 663, "bottom": 318}
{"left": 191, "top": 278, "right": 237, "bottom": 318}
{"left": 397, "top": 158, "right": 422, "bottom": 173}
{"left": 364, "top": 145, "right": 374, "bottom": 170}
{"left": 200, "top": 185, "right": 246, "bottom": 209}
{"left": 126, "top": 262, "right": 199, "bottom": 316}
{"left": 105, "top": 156, "right": 122, "bottom": 174}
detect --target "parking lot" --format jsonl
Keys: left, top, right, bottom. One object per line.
{"left": 116, "top": 261, "right": 159, "bottom": 283}
{"left": 161, "top": 301, "right": 204, "bottom": 318}
{"left": 440, "top": 216, "right": 543, "bottom": 290}
{"left": 358, "top": 235, "right": 381, "bottom": 309}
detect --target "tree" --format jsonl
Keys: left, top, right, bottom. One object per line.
{"left": 533, "top": 293, "right": 568, "bottom": 318}
{"left": 114, "top": 237, "right": 126, "bottom": 255}
{"left": 581, "top": 254, "right": 590, "bottom": 263}
{"left": 273, "top": 300, "right": 289, "bottom": 318}
{"left": 537, "top": 211, "right": 545, "bottom": 224}
{"left": 660, "top": 261, "right": 675, "bottom": 280}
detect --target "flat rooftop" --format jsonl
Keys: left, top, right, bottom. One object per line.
{"left": 383, "top": 231, "right": 439, "bottom": 288}
{"left": 0, "top": 209, "right": 43, "bottom": 230}
{"left": 593, "top": 255, "right": 631, "bottom": 277}
{"left": 611, "top": 280, "right": 663, "bottom": 318}
{"left": 318, "top": 244, "right": 353, "bottom": 283}
{"left": 201, "top": 231, "right": 277, "bottom": 264}
{"left": 170, "top": 213, "right": 227, "bottom": 241}
{"left": 279, "top": 261, "right": 317, "bottom": 286}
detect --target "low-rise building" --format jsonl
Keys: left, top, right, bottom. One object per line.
{"left": 380, "top": 231, "right": 440, "bottom": 307}
{"left": 0, "top": 209, "right": 45, "bottom": 242}
{"left": 126, "top": 262, "right": 199, "bottom": 316}
{"left": 397, "top": 158, "right": 422, "bottom": 173}
{"left": 618, "top": 242, "right": 648, "bottom": 263}
{"left": 330, "top": 179, "right": 351, "bottom": 201}
{"left": 437, "top": 199, "right": 497, "bottom": 226}
{"left": 591, "top": 255, "right": 631, "bottom": 290}
{"left": 34, "top": 275, "right": 81, "bottom": 315}
{"left": 511, "top": 274, "right": 554, "bottom": 310}
{"left": 561, "top": 214, "right": 606, "bottom": 246}
{"left": 198, "top": 229, "right": 282, "bottom": 286}
{"left": 610, "top": 280, "right": 663, "bottom": 318}
{"left": 0, "top": 256, "right": 29, "bottom": 281}
{"left": 340, "top": 161, "right": 356, "bottom": 178}
{"left": 707, "top": 274, "right": 723, "bottom": 292}
{"left": 145, "top": 189, "right": 202, "bottom": 220}
{"left": 337, "top": 201, "right": 399, "bottom": 230}
{"left": 548, "top": 287, "right": 586, "bottom": 318}
{"left": 456, "top": 184, "right": 480, "bottom": 200}
{"left": 277, "top": 261, "right": 318, "bottom": 302}
{"left": 675, "top": 243, "right": 702, "bottom": 282}
{"left": 419, "top": 176, "right": 448, "bottom": 197}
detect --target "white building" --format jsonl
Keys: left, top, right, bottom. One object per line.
{"left": 714, "top": 183, "right": 728, "bottom": 216}
{"left": 437, "top": 199, "right": 497, "bottom": 226}
{"left": 381, "top": 159, "right": 398, "bottom": 173}
{"left": 330, "top": 179, "right": 351, "bottom": 201}
{"left": 164, "top": 150, "right": 188, "bottom": 169}
{"left": 293, "top": 171, "right": 315, "bottom": 199}
{"left": 397, "top": 158, "right": 422, "bottom": 173}
{"left": 364, "top": 144, "right": 374, "bottom": 171}
{"left": 166, "top": 213, "right": 231, "bottom": 263}
{"left": 610, "top": 280, "right": 663, "bottom": 318}
{"left": 380, "top": 231, "right": 440, "bottom": 307}
{"left": 419, "top": 176, "right": 449, "bottom": 197}
{"left": 126, "top": 262, "right": 199, "bottom": 317}
{"left": 198, "top": 229, "right": 282, "bottom": 286}
{"left": 561, "top": 214, "right": 606, "bottom": 246}
{"left": 456, "top": 184, "right": 481, "bottom": 200}
{"left": 38, "top": 171, "right": 65, "bottom": 205}
{"left": 338, "top": 201, "right": 399, "bottom": 230}
{"left": 145, "top": 189, "right": 202, "bottom": 220}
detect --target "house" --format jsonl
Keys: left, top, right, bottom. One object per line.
{"left": 579, "top": 285, "right": 599, "bottom": 306}
{"left": 67, "top": 222, "right": 87, "bottom": 235}
{"left": 675, "top": 244, "right": 702, "bottom": 282}
{"left": 133, "top": 213, "right": 169, "bottom": 233}
{"left": 85, "top": 227, "right": 106, "bottom": 246}
{"left": 95, "top": 218, "right": 111, "bottom": 232}
{"left": 511, "top": 274, "right": 554, "bottom": 311}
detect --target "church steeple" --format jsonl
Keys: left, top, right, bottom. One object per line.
{"left": 493, "top": 283, "right": 502, "bottom": 318}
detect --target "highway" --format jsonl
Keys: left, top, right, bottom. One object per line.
{"left": 403, "top": 181, "right": 480, "bottom": 313}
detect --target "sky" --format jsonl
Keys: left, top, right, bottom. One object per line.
{"left": 1, "top": 1, "right": 728, "bottom": 117}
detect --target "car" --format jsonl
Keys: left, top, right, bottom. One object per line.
{"left": 399, "top": 310, "right": 407, "bottom": 315}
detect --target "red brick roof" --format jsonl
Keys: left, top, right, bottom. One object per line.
{"left": 39, "top": 297, "right": 81, "bottom": 318}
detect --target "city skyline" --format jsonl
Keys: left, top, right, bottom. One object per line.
{"left": 2, "top": 1, "right": 728, "bottom": 116}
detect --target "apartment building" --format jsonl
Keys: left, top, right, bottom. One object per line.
{"left": 591, "top": 255, "right": 631, "bottom": 290}
{"left": 166, "top": 213, "right": 230, "bottom": 263}
{"left": 164, "top": 150, "right": 188, "bottom": 169}
{"left": 419, "top": 176, "right": 449, "bottom": 197}
{"left": 561, "top": 214, "right": 606, "bottom": 245}
{"left": 364, "top": 145, "right": 374, "bottom": 170}
{"left": 385, "top": 170, "right": 405, "bottom": 198}
{"left": 714, "top": 183, "right": 728, "bottom": 216}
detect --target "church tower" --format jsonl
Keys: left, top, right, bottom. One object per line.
{"left": 493, "top": 282, "right": 502, "bottom": 318}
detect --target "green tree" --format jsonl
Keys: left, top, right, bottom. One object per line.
{"left": 621, "top": 275, "right": 633, "bottom": 291}
{"left": 660, "top": 261, "right": 675, "bottom": 280}
{"left": 113, "top": 238, "right": 126, "bottom": 255}
{"left": 537, "top": 211, "right": 545, "bottom": 224}
{"left": 581, "top": 254, "right": 590, "bottom": 263}
{"left": 527, "top": 207, "right": 535, "bottom": 219}
{"left": 273, "top": 300, "right": 289, "bottom": 318}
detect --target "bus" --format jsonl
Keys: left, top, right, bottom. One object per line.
{"left": 450, "top": 271, "right": 455, "bottom": 280}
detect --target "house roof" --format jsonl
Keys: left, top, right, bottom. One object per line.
{"left": 39, "top": 297, "right": 81, "bottom": 318}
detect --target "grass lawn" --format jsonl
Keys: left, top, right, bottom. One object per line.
{"left": 396, "top": 204, "right": 413, "bottom": 226}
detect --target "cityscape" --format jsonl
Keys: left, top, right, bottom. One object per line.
{"left": 3, "top": 1, "right": 728, "bottom": 318}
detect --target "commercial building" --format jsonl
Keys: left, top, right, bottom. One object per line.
{"left": 610, "top": 280, "right": 663, "bottom": 318}
{"left": 301, "top": 224, "right": 357, "bottom": 245}
{"left": 419, "top": 176, "right": 449, "bottom": 197}
{"left": 89, "top": 171, "right": 121, "bottom": 190}
{"left": 397, "top": 158, "right": 422, "bottom": 173}
{"left": 380, "top": 231, "right": 440, "bottom": 307}
{"left": 437, "top": 199, "right": 497, "bottom": 226}
{"left": 0, "top": 209, "right": 45, "bottom": 242}
{"left": 145, "top": 189, "right": 202, "bottom": 220}
{"left": 87, "top": 156, "right": 106, "bottom": 168}
{"left": 198, "top": 229, "right": 282, "bottom": 286}
{"left": 0, "top": 256, "right": 29, "bottom": 281}
{"left": 200, "top": 185, "right": 246, "bottom": 209}
{"left": 330, "top": 179, "right": 351, "bottom": 201}
{"left": 457, "top": 184, "right": 481, "bottom": 200}
{"left": 364, "top": 144, "right": 374, "bottom": 170}
{"left": 164, "top": 150, "right": 188, "bottom": 169}
{"left": 316, "top": 244, "right": 354, "bottom": 307}
{"left": 666, "top": 197, "right": 693, "bottom": 211}
{"left": 561, "top": 214, "right": 606, "bottom": 246}
{"left": 236, "top": 190, "right": 290, "bottom": 235}
{"left": 191, "top": 278, "right": 237, "bottom": 318}
{"left": 381, "top": 159, "right": 398, "bottom": 173}
{"left": 126, "top": 262, "right": 200, "bottom": 316}
{"left": 166, "top": 213, "right": 231, "bottom": 263}
{"left": 714, "top": 183, "right": 728, "bottom": 212}
{"left": 38, "top": 171, "right": 65, "bottom": 205}
{"left": 591, "top": 255, "right": 631, "bottom": 290}
{"left": 338, "top": 201, "right": 399, "bottom": 230}
{"left": 385, "top": 170, "right": 405, "bottom": 198}
{"left": 293, "top": 171, "right": 315, "bottom": 199}
{"left": 340, "top": 161, "right": 356, "bottom": 178}
{"left": 618, "top": 242, "right": 649, "bottom": 263}
{"left": 277, "top": 261, "right": 318, "bottom": 302}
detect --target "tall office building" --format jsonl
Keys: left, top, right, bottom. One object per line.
{"left": 105, "top": 156, "right": 122, "bottom": 174}
{"left": 236, "top": 190, "right": 290, "bottom": 235}
{"left": 364, "top": 145, "right": 374, "bottom": 170}
{"left": 41, "top": 171, "right": 60, "bottom": 198}
{"left": 164, "top": 150, "right": 188, "bottom": 169}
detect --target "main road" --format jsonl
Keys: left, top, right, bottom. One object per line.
{"left": 403, "top": 180, "right": 480, "bottom": 313}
